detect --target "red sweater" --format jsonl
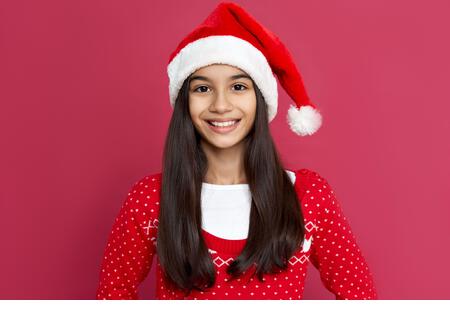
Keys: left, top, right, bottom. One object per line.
{"left": 96, "top": 168, "right": 378, "bottom": 300}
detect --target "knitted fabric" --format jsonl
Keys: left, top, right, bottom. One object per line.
{"left": 96, "top": 168, "right": 378, "bottom": 300}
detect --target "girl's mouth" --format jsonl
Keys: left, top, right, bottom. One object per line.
{"left": 205, "top": 119, "right": 241, "bottom": 134}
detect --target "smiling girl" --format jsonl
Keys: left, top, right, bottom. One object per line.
{"left": 189, "top": 64, "right": 256, "bottom": 185}
{"left": 96, "top": 1, "right": 378, "bottom": 300}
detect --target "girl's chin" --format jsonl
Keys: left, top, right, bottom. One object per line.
{"left": 201, "top": 134, "right": 244, "bottom": 149}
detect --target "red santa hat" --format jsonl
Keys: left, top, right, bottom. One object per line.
{"left": 167, "top": 1, "right": 322, "bottom": 136}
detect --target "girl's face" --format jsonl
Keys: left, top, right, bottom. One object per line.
{"left": 188, "top": 64, "right": 257, "bottom": 149}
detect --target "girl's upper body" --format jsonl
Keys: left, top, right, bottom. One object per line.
{"left": 96, "top": 2, "right": 378, "bottom": 300}
{"left": 95, "top": 167, "right": 378, "bottom": 300}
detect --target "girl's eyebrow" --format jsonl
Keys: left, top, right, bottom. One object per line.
{"left": 189, "top": 73, "right": 251, "bottom": 82}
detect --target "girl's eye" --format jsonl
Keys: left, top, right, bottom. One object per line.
{"left": 233, "top": 84, "right": 247, "bottom": 91}
{"left": 193, "top": 85, "right": 210, "bottom": 93}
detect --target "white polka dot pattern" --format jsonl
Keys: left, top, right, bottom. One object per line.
{"left": 96, "top": 175, "right": 159, "bottom": 300}
{"left": 304, "top": 169, "right": 378, "bottom": 300}
{"left": 95, "top": 168, "right": 378, "bottom": 300}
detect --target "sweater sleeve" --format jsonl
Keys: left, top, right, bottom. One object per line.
{"left": 305, "top": 170, "right": 378, "bottom": 300}
{"left": 95, "top": 174, "right": 159, "bottom": 300}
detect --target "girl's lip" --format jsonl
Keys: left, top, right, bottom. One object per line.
{"left": 206, "top": 118, "right": 240, "bottom": 122}
{"left": 205, "top": 119, "right": 241, "bottom": 134}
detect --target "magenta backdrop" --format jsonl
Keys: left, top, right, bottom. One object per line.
{"left": 1, "top": 0, "right": 449, "bottom": 299}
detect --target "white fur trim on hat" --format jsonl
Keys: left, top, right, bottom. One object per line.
{"left": 167, "top": 35, "right": 279, "bottom": 122}
{"left": 287, "top": 104, "right": 322, "bottom": 136}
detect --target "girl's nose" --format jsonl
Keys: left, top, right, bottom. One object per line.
{"left": 210, "top": 90, "right": 232, "bottom": 113}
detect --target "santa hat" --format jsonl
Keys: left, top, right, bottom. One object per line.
{"left": 167, "top": 1, "right": 322, "bottom": 136}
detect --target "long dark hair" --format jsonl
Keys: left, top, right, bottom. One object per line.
{"left": 157, "top": 72, "right": 305, "bottom": 296}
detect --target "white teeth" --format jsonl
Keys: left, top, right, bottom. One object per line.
{"left": 210, "top": 120, "right": 238, "bottom": 127}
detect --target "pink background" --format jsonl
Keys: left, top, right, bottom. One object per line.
{"left": 1, "top": 0, "right": 449, "bottom": 299}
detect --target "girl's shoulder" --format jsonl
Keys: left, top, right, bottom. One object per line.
{"left": 289, "top": 167, "right": 334, "bottom": 202}
{"left": 133, "top": 168, "right": 332, "bottom": 202}
{"left": 137, "top": 169, "right": 327, "bottom": 188}
{"left": 287, "top": 167, "right": 328, "bottom": 183}
{"left": 132, "top": 171, "right": 162, "bottom": 190}
{"left": 124, "top": 171, "right": 162, "bottom": 216}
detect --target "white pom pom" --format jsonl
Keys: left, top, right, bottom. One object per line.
{"left": 287, "top": 104, "right": 322, "bottom": 136}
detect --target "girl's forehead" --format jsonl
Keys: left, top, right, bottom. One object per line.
{"left": 193, "top": 63, "right": 247, "bottom": 76}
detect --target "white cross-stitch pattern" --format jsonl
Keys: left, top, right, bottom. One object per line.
{"left": 144, "top": 219, "right": 315, "bottom": 268}
{"left": 143, "top": 218, "right": 159, "bottom": 235}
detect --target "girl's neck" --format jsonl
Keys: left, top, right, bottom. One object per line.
{"left": 201, "top": 140, "right": 247, "bottom": 185}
